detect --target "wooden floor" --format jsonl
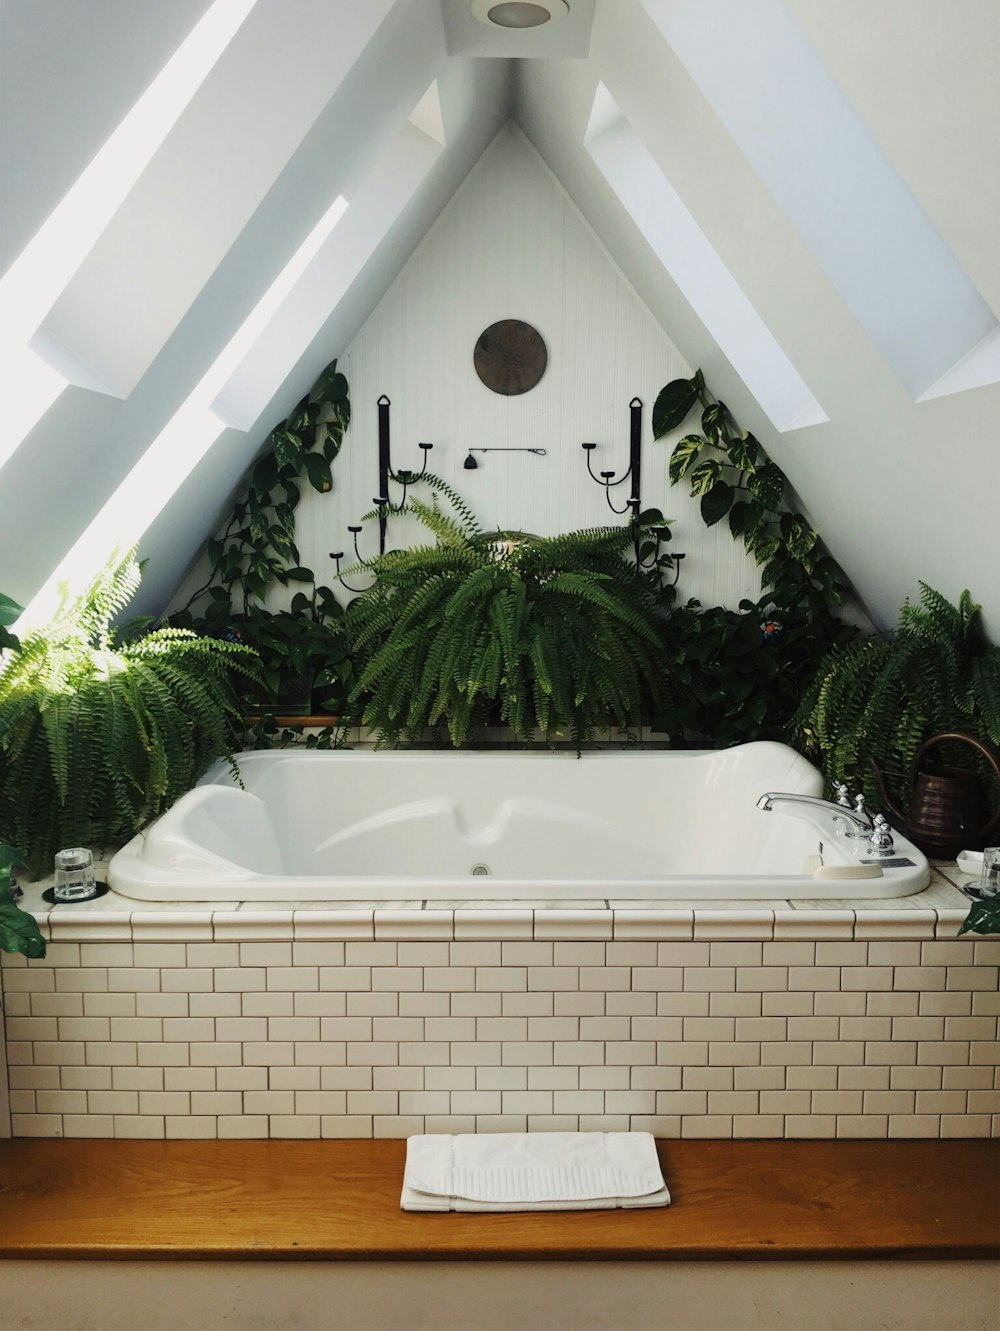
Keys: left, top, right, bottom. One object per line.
{"left": 1, "top": 1138, "right": 997, "bottom": 1263}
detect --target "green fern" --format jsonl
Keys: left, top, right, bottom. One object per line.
{"left": 792, "top": 583, "right": 1000, "bottom": 805}
{"left": 0, "top": 553, "right": 260, "bottom": 877}
{"left": 345, "top": 502, "right": 678, "bottom": 748}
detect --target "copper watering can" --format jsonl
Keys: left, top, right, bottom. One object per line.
{"left": 871, "top": 732, "right": 1000, "bottom": 860}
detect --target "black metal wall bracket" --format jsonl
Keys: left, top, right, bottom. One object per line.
{"left": 582, "top": 397, "right": 644, "bottom": 517}
{"left": 333, "top": 395, "right": 433, "bottom": 588}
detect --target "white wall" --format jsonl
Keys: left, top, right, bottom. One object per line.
{"left": 287, "top": 124, "right": 762, "bottom": 613}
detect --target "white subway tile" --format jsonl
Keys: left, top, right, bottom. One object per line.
{"left": 579, "top": 1067, "right": 629, "bottom": 1090}
{"left": 787, "top": 1067, "right": 837, "bottom": 1090}
{"left": 239, "top": 943, "right": 293, "bottom": 967}
{"left": 217, "top": 1115, "right": 269, "bottom": 1138}
{"left": 425, "top": 1067, "right": 475, "bottom": 1091}
{"left": 113, "top": 1066, "right": 162, "bottom": 1090}
{"left": 554, "top": 993, "right": 605, "bottom": 1017}
{"left": 421, "top": 967, "right": 475, "bottom": 994}
{"left": 113, "top": 1115, "right": 164, "bottom": 1139}
{"left": 836, "top": 1115, "right": 888, "bottom": 1138}
{"left": 477, "top": 1066, "right": 529, "bottom": 1091}
{"left": 450, "top": 942, "right": 501, "bottom": 966}
{"left": 710, "top": 993, "right": 762, "bottom": 1017}
{"left": 60, "top": 1067, "right": 111, "bottom": 1090}
{"left": 320, "top": 1067, "right": 373, "bottom": 1090}
{"left": 503, "top": 992, "right": 554, "bottom": 1018}
{"left": 888, "top": 1114, "right": 940, "bottom": 1137}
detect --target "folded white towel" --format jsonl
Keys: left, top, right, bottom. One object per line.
{"left": 400, "top": 1131, "right": 670, "bottom": 1213}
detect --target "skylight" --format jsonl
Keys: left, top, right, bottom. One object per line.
{"left": 211, "top": 90, "right": 446, "bottom": 431}
{"left": 17, "top": 190, "right": 349, "bottom": 632}
{"left": 0, "top": 0, "right": 258, "bottom": 474}
{"left": 586, "top": 85, "right": 827, "bottom": 433}
{"left": 641, "top": 0, "right": 999, "bottom": 401}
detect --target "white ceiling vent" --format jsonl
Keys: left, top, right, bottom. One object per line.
{"left": 471, "top": 1, "right": 568, "bottom": 27}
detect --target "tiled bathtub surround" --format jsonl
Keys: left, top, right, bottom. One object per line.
{"left": 1, "top": 876, "right": 997, "bottom": 1141}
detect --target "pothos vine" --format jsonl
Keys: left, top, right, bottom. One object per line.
{"left": 650, "top": 369, "right": 858, "bottom": 744}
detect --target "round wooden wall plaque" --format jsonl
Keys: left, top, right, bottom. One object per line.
{"left": 474, "top": 320, "right": 547, "bottom": 396}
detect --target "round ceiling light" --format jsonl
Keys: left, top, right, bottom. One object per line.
{"left": 471, "top": 1, "right": 569, "bottom": 28}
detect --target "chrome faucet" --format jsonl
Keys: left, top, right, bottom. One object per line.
{"left": 756, "top": 792, "right": 871, "bottom": 831}
{"left": 756, "top": 791, "right": 896, "bottom": 855}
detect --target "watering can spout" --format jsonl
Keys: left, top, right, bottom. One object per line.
{"left": 869, "top": 758, "right": 907, "bottom": 828}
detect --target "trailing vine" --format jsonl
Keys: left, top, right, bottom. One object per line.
{"left": 172, "top": 358, "right": 354, "bottom": 732}
{"left": 652, "top": 370, "right": 857, "bottom": 744}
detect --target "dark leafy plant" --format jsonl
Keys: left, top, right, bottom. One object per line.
{"left": 660, "top": 594, "right": 856, "bottom": 746}
{"left": 0, "top": 841, "right": 45, "bottom": 958}
{"left": 792, "top": 584, "right": 1000, "bottom": 807}
{"left": 0, "top": 592, "right": 21, "bottom": 655}
{"left": 959, "top": 897, "right": 1000, "bottom": 937}
{"left": 174, "top": 359, "right": 353, "bottom": 722}
{"left": 346, "top": 495, "right": 680, "bottom": 748}
{"left": 0, "top": 553, "right": 259, "bottom": 877}
{"left": 652, "top": 369, "right": 856, "bottom": 744}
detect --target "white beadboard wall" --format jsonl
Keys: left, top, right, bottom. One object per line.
{"left": 293, "top": 123, "right": 761, "bottom": 610}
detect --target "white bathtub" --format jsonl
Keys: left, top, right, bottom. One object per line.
{"left": 107, "top": 744, "right": 930, "bottom": 901}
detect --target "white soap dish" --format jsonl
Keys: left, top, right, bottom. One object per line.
{"left": 955, "top": 850, "right": 983, "bottom": 877}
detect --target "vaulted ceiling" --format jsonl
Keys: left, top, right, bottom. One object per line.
{"left": 2, "top": 0, "right": 998, "bottom": 633}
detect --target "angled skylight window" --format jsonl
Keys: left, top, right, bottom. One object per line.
{"left": 18, "top": 190, "right": 349, "bottom": 632}
{"left": 0, "top": 0, "right": 258, "bottom": 474}
{"left": 211, "top": 88, "right": 446, "bottom": 431}
{"left": 641, "top": 0, "right": 999, "bottom": 401}
{"left": 586, "top": 85, "right": 827, "bottom": 433}
{"left": 32, "top": 0, "right": 396, "bottom": 405}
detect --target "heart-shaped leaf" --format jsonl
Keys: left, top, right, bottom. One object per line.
{"left": 653, "top": 377, "right": 700, "bottom": 438}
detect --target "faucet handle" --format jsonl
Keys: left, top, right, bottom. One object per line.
{"left": 868, "top": 813, "right": 895, "bottom": 855}
{"left": 833, "top": 781, "right": 851, "bottom": 808}
{"left": 854, "top": 793, "right": 868, "bottom": 821}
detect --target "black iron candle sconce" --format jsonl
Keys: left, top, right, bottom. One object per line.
{"left": 464, "top": 447, "right": 547, "bottom": 469}
{"left": 332, "top": 395, "right": 433, "bottom": 590}
{"left": 582, "top": 397, "right": 683, "bottom": 578}
{"left": 582, "top": 397, "right": 644, "bottom": 518}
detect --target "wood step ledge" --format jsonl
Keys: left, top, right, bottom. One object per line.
{"left": 1, "top": 1139, "right": 997, "bottom": 1263}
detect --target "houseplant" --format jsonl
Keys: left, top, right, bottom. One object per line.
{"left": 652, "top": 370, "right": 857, "bottom": 744}
{"left": 0, "top": 552, "right": 259, "bottom": 877}
{"left": 174, "top": 358, "right": 353, "bottom": 726}
{"left": 792, "top": 583, "right": 1000, "bottom": 808}
{"left": 0, "top": 840, "right": 45, "bottom": 958}
{"left": 346, "top": 495, "right": 680, "bottom": 747}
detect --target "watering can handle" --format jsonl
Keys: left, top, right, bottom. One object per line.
{"left": 910, "top": 732, "right": 1000, "bottom": 838}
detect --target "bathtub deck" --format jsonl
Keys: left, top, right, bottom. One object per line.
{"left": 0, "top": 1138, "right": 996, "bottom": 1262}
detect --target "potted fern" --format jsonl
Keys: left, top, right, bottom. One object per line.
{"left": 346, "top": 496, "right": 679, "bottom": 747}
{"left": 0, "top": 553, "right": 259, "bottom": 878}
{"left": 792, "top": 583, "right": 1000, "bottom": 810}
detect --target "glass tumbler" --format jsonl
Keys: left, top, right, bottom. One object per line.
{"left": 978, "top": 847, "right": 1000, "bottom": 898}
{"left": 53, "top": 847, "right": 98, "bottom": 902}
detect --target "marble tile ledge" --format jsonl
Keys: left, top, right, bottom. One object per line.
{"left": 2, "top": 866, "right": 985, "bottom": 945}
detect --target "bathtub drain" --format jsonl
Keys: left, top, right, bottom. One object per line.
{"left": 470, "top": 863, "right": 491, "bottom": 876}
